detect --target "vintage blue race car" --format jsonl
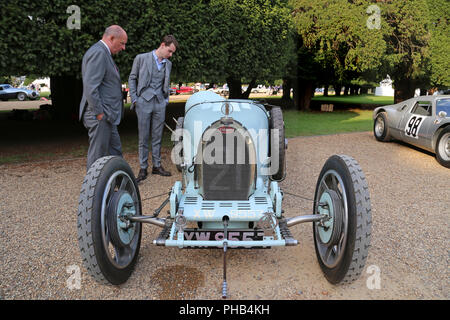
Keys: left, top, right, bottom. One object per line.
{"left": 0, "top": 84, "right": 40, "bottom": 101}
{"left": 373, "top": 95, "right": 450, "bottom": 168}
{"left": 78, "top": 91, "right": 372, "bottom": 298}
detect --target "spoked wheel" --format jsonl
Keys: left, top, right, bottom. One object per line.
{"left": 313, "top": 155, "right": 372, "bottom": 284}
{"left": 77, "top": 156, "right": 142, "bottom": 285}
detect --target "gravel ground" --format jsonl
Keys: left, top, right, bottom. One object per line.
{"left": 0, "top": 131, "right": 448, "bottom": 300}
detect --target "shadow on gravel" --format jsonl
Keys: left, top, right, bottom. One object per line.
{"left": 0, "top": 102, "right": 186, "bottom": 165}
{"left": 0, "top": 98, "right": 373, "bottom": 165}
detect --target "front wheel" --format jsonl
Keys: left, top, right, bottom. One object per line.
{"left": 435, "top": 127, "right": 450, "bottom": 168}
{"left": 373, "top": 112, "right": 391, "bottom": 142}
{"left": 77, "top": 156, "right": 142, "bottom": 285}
{"left": 313, "top": 155, "right": 372, "bottom": 284}
{"left": 17, "top": 92, "right": 26, "bottom": 101}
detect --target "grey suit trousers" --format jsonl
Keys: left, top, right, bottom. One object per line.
{"left": 136, "top": 96, "right": 166, "bottom": 169}
{"left": 83, "top": 109, "right": 123, "bottom": 170}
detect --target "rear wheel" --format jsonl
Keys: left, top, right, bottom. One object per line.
{"left": 435, "top": 127, "right": 450, "bottom": 168}
{"left": 313, "top": 155, "right": 372, "bottom": 284}
{"left": 77, "top": 156, "right": 142, "bottom": 285}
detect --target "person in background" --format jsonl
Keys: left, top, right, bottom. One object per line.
{"left": 128, "top": 35, "right": 178, "bottom": 182}
{"left": 79, "top": 25, "right": 127, "bottom": 170}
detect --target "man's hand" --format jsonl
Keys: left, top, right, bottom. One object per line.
{"left": 96, "top": 113, "right": 104, "bottom": 121}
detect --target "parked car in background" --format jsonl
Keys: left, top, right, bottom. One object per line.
{"left": 0, "top": 84, "right": 40, "bottom": 101}
{"left": 251, "top": 85, "right": 268, "bottom": 94}
{"left": 373, "top": 95, "right": 450, "bottom": 167}
{"left": 171, "top": 86, "right": 194, "bottom": 95}
{"left": 214, "top": 84, "right": 229, "bottom": 96}
{"left": 434, "top": 89, "right": 450, "bottom": 95}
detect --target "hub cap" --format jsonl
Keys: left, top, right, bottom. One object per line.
{"left": 317, "top": 192, "right": 334, "bottom": 244}
{"left": 109, "top": 191, "right": 136, "bottom": 246}
{"left": 375, "top": 116, "right": 384, "bottom": 137}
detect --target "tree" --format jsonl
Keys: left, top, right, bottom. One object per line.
{"left": 427, "top": 0, "right": 449, "bottom": 89}
{"left": 1, "top": 0, "right": 295, "bottom": 119}
{"left": 209, "top": 0, "right": 295, "bottom": 98}
{"left": 381, "top": 0, "right": 432, "bottom": 103}
{"left": 290, "top": 0, "right": 385, "bottom": 110}
{"left": 0, "top": 0, "right": 143, "bottom": 119}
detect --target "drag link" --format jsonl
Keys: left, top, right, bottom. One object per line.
{"left": 222, "top": 217, "right": 229, "bottom": 299}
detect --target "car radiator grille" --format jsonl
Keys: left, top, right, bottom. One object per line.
{"left": 199, "top": 120, "right": 256, "bottom": 200}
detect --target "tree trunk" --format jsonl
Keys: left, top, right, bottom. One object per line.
{"left": 242, "top": 78, "right": 256, "bottom": 99}
{"left": 394, "top": 79, "right": 416, "bottom": 104}
{"left": 333, "top": 84, "right": 342, "bottom": 96}
{"left": 294, "top": 79, "right": 314, "bottom": 111}
{"left": 50, "top": 75, "right": 83, "bottom": 120}
{"left": 323, "top": 84, "right": 329, "bottom": 97}
{"left": 226, "top": 77, "right": 255, "bottom": 99}
{"left": 343, "top": 86, "right": 349, "bottom": 96}
{"left": 282, "top": 78, "right": 292, "bottom": 101}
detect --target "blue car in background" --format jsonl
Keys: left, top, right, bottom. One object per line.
{"left": 0, "top": 84, "right": 40, "bottom": 101}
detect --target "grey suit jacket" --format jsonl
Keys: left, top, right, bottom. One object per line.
{"left": 128, "top": 51, "right": 172, "bottom": 104}
{"left": 79, "top": 41, "right": 123, "bottom": 125}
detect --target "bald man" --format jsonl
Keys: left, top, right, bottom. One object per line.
{"left": 79, "top": 25, "right": 128, "bottom": 170}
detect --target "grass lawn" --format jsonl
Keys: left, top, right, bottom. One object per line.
{"left": 284, "top": 109, "right": 373, "bottom": 137}
{"left": 312, "top": 94, "right": 394, "bottom": 105}
{"left": 0, "top": 97, "right": 376, "bottom": 165}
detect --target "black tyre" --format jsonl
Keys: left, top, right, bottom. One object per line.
{"left": 174, "top": 116, "right": 184, "bottom": 172}
{"left": 435, "top": 126, "right": 450, "bottom": 168}
{"left": 313, "top": 155, "right": 372, "bottom": 284}
{"left": 373, "top": 112, "right": 391, "bottom": 142}
{"left": 17, "top": 92, "right": 26, "bottom": 101}
{"left": 77, "top": 156, "right": 142, "bottom": 285}
{"left": 269, "top": 107, "right": 286, "bottom": 181}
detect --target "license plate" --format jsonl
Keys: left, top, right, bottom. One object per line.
{"left": 183, "top": 229, "right": 264, "bottom": 241}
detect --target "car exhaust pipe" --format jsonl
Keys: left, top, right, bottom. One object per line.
{"left": 286, "top": 214, "right": 328, "bottom": 227}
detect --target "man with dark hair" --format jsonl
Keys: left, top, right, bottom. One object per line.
{"left": 79, "top": 25, "right": 127, "bottom": 170}
{"left": 128, "top": 35, "right": 178, "bottom": 182}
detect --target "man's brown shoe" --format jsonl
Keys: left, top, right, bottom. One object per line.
{"left": 136, "top": 168, "right": 148, "bottom": 183}
{"left": 152, "top": 166, "right": 171, "bottom": 176}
